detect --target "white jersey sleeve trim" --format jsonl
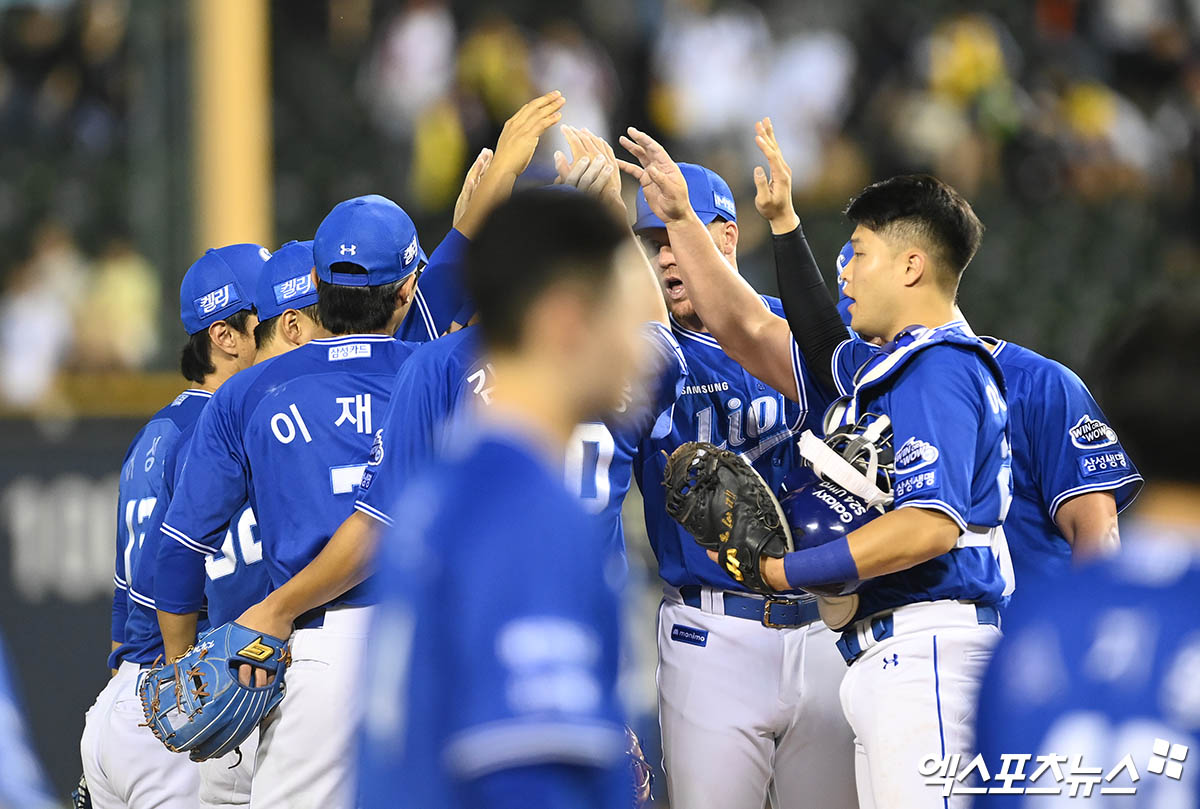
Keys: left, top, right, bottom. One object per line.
{"left": 413, "top": 287, "right": 437, "bottom": 341}
{"left": 162, "top": 523, "right": 220, "bottom": 555}
{"left": 896, "top": 498, "right": 969, "bottom": 533}
{"left": 1047, "top": 474, "right": 1145, "bottom": 521}
{"left": 354, "top": 500, "right": 395, "bottom": 527}
{"left": 831, "top": 339, "right": 852, "bottom": 397}
{"left": 113, "top": 573, "right": 128, "bottom": 589}
{"left": 444, "top": 719, "right": 625, "bottom": 779}
{"left": 127, "top": 586, "right": 157, "bottom": 609}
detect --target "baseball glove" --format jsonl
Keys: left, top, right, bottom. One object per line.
{"left": 663, "top": 442, "right": 792, "bottom": 593}
{"left": 139, "top": 622, "right": 290, "bottom": 762}
{"left": 626, "top": 725, "right": 653, "bottom": 808}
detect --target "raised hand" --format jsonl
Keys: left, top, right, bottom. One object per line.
{"left": 617, "top": 127, "right": 692, "bottom": 226}
{"left": 491, "top": 90, "right": 566, "bottom": 179}
{"left": 752, "top": 117, "right": 800, "bottom": 234}
{"left": 555, "top": 125, "right": 626, "bottom": 217}
{"left": 453, "top": 148, "right": 493, "bottom": 229}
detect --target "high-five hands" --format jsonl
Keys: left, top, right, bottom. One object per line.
{"left": 554, "top": 125, "right": 625, "bottom": 218}
{"left": 752, "top": 117, "right": 800, "bottom": 234}
{"left": 617, "top": 127, "right": 693, "bottom": 227}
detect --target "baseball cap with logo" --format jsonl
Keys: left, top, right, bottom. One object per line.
{"left": 256, "top": 240, "right": 318, "bottom": 322}
{"left": 633, "top": 162, "right": 738, "bottom": 232}
{"left": 313, "top": 194, "right": 426, "bottom": 287}
{"left": 179, "top": 243, "right": 270, "bottom": 335}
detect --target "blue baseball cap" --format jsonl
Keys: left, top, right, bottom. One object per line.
{"left": 179, "top": 243, "right": 270, "bottom": 335}
{"left": 634, "top": 162, "right": 737, "bottom": 232}
{"left": 313, "top": 194, "right": 426, "bottom": 287}
{"left": 256, "top": 240, "right": 318, "bottom": 322}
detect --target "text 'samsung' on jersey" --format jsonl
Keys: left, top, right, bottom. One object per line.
{"left": 636, "top": 296, "right": 833, "bottom": 592}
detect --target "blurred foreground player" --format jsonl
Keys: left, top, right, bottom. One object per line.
{"left": 974, "top": 299, "right": 1200, "bottom": 805}
{"left": 359, "top": 191, "right": 656, "bottom": 809}
{"left": 82, "top": 244, "right": 265, "bottom": 809}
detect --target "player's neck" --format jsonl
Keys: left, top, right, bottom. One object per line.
{"left": 196, "top": 356, "right": 244, "bottom": 393}
{"left": 882, "top": 299, "right": 958, "bottom": 342}
{"left": 254, "top": 339, "right": 292, "bottom": 364}
{"left": 482, "top": 359, "right": 579, "bottom": 457}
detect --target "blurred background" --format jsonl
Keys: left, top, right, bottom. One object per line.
{"left": 0, "top": 0, "right": 1197, "bottom": 796}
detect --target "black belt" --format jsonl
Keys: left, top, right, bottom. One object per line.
{"left": 679, "top": 585, "right": 821, "bottom": 629}
{"left": 294, "top": 606, "right": 326, "bottom": 630}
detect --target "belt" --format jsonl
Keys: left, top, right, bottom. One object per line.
{"left": 679, "top": 585, "right": 821, "bottom": 629}
{"left": 836, "top": 601, "right": 1000, "bottom": 666}
{"left": 294, "top": 607, "right": 326, "bottom": 630}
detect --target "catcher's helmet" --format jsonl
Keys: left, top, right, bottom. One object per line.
{"left": 778, "top": 467, "right": 883, "bottom": 596}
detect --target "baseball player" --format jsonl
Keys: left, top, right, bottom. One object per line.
{"left": 612, "top": 153, "right": 851, "bottom": 806}
{"left": 153, "top": 239, "right": 325, "bottom": 807}
{"left": 749, "top": 117, "right": 1142, "bottom": 600}
{"left": 1, "top": 632, "right": 57, "bottom": 809}
{"left": 629, "top": 129, "right": 1013, "bottom": 808}
{"left": 82, "top": 243, "right": 267, "bottom": 809}
{"left": 359, "top": 190, "right": 653, "bottom": 809}
{"left": 158, "top": 194, "right": 430, "bottom": 809}
{"left": 974, "top": 302, "right": 1197, "bottom": 805}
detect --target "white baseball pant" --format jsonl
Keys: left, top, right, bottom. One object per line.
{"left": 838, "top": 600, "right": 1001, "bottom": 809}
{"left": 656, "top": 586, "right": 858, "bottom": 809}
{"left": 249, "top": 605, "right": 371, "bottom": 809}
{"left": 79, "top": 660, "right": 200, "bottom": 809}
{"left": 198, "top": 729, "right": 257, "bottom": 808}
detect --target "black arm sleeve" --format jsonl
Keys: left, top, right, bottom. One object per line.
{"left": 773, "top": 224, "right": 847, "bottom": 396}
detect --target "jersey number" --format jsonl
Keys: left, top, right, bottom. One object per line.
{"left": 205, "top": 509, "right": 261, "bottom": 580}
{"left": 565, "top": 424, "right": 615, "bottom": 514}
{"left": 122, "top": 496, "right": 158, "bottom": 580}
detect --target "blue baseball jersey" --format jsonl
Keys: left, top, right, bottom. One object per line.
{"left": 974, "top": 534, "right": 1200, "bottom": 805}
{"left": 634, "top": 296, "right": 833, "bottom": 591}
{"left": 395, "top": 229, "right": 470, "bottom": 342}
{"left": 0, "top": 634, "right": 55, "bottom": 809}
{"left": 110, "top": 389, "right": 213, "bottom": 668}
{"left": 155, "top": 419, "right": 271, "bottom": 628}
{"left": 162, "top": 334, "right": 419, "bottom": 609}
{"left": 828, "top": 321, "right": 1013, "bottom": 619}
{"left": 359, "top": 430, "right": 628, "bottom": 809}
{"left": 355, "top": 324, "right": 686, "bottom": 559}
{"left": 988, "top": 339, "right": 1142, "bottom": 586}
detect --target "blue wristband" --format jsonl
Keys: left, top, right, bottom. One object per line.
{"left": 783, "top": 536, "right": 859, "bottom": 590}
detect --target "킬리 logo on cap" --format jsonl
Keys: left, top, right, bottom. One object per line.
{"left": 402, "top": 234, "right": 419, "bottom": 266}
{"left": 273, "top": 274, "right": 314, "bottom": 306}
{"left": 194, "top": 284, "right": 239, "bottom": 318}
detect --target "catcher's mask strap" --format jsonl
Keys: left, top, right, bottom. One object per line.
{"left": 797, "top": 430, "right": 893, "bottom": 509}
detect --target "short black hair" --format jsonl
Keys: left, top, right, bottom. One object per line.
{"left": 315, "top": 270, "right": 405, "bottom": 336}
{"left": 179, "top": 309, "right": 255, "bottom": 384}
{"left": 1093, "top": 295, "right": 1200, "bottom": 483}
{"left": 466, "top": 190, "right": 627, "bottom": 351}
{"left": 253, "top": 303, "right": 320, "bottom": 349}
{"left": 845, "top": 174, "right": 984, "bottom": 285}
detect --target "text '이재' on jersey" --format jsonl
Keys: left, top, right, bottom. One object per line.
{"left": 353, "top": 322, "right": 688, "bottom": 562}
{"left": 825, "top": 320, "right": 1014, "bottom": 622}
{"left": 161, "top": 334, "right": 421, "bottom": 610}
{"left": 635, "top": 295, "right": 834, "bottom": 592}
{"left": 358, "top": 429, "right": 630, "bottom": 809}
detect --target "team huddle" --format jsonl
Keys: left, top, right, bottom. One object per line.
{"left": 82, "top": 91, "right": 1143, "bottom": 809}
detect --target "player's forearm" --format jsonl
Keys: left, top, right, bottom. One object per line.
{"left": 262, "top": 510, "right": 380, "bottom": 623}
{"left": 157, "top": 610, "right": 199, "bottom": 661}
{"left": 1055, "top": 491, "right": 1120, "bottom": 561}
{"left": 110, "top": 641, "right": 121, "bottom": 677}
{"left": 665, "top": 214, "right": 796, "bottom": 392}
{"left": 766, "top": 507, "right": 960, "bottom": 590}
{"left": 454, "top": 168, "right": 521, "bottom": 239}
{"left": 773, "top": 225, "right": 844, "bottom": 394}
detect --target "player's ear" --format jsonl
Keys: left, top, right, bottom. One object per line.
{"left": 722, "top": 220, "right": 739, "bottom": 257}
{"left": 208, "top": 320, "right": 236, "bottom": 355}
{"left": 902, "top": 249, "right": 925, "bottom": 288}
{"left": 281, "top": 310, "right": 302, "bottom": 346}
{"left": 395, "top": 274, "right": 417, "bottom": 309}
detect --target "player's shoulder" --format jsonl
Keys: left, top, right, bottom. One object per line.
{"left": 149, "top": 388, "right": 214, "bottom": 430}
{"left": 990, "top": 338, "right": 1087, "bottom": 392}
{"left": 407, "top": 326, "right": 481, "bottom": 370}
